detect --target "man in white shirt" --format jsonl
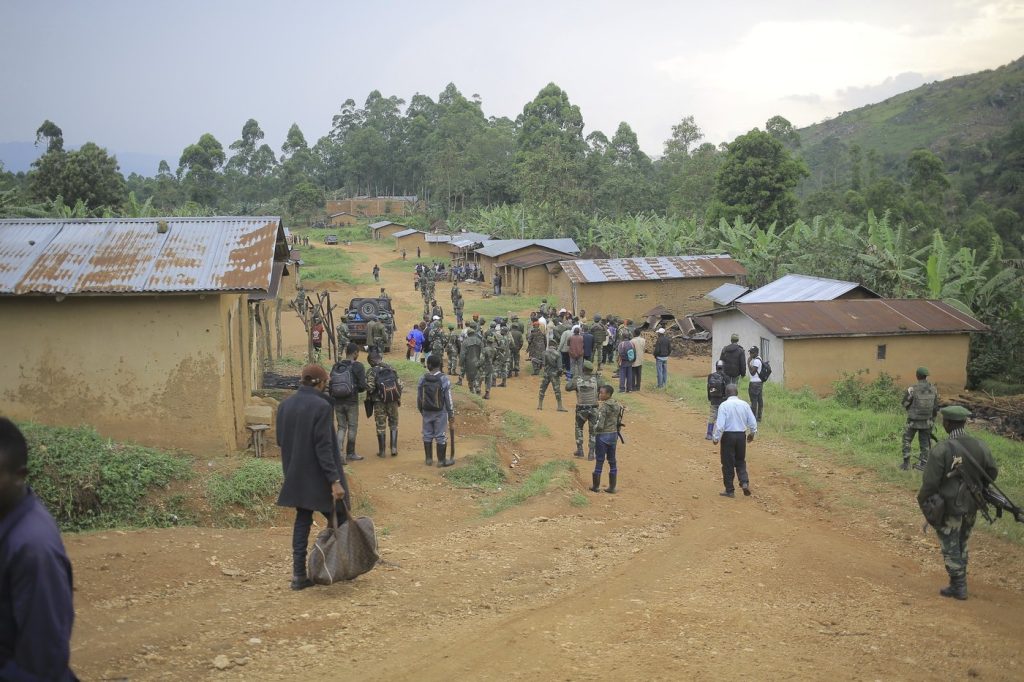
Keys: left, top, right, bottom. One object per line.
{"left": 747, "top": 346, "right": 764, "bottom": 421}
{"left": 712, "top": 385, "right": 758, "bottom": 498}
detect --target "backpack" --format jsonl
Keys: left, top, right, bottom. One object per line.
{"left": 707, "top": 371, "right": 725, "bottom": 400}
{"left": 618, "top": 340, "right": 635, "bottom": 363}
{"left": 329, "top": 362, "right": 355, "bottom": 400}
{"left": 419, "top": 374, "right": 445, "bottom": 412}
{"left": 374, "top": 366, "right": 402, "bottom": 404}
{"left": 758, "top": 361, "right": 772, "bottom": 382}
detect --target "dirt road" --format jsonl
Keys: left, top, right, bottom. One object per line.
{"left": 68, "top": 238, "right": 1024, "bottom": 680}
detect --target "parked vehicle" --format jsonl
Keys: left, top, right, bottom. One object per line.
{"left": 324, "top": 234, "right": 339, "bottom": 245}
{"left": 345, "top": 297, "right": 396, "bottom": 351}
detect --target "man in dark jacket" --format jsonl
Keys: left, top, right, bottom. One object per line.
{"left": 917, "top": 405, "right": 998, "bottom": 600}
{"left": 0, "top": 418, "right": 78, "bottom": 681}
{"left": 331, "top": 343, "right": 368, "bottom": 463}
{"left": 276, "top": 365, "right": 350, "bottom": 591}
{"left": 719, "top": 333, "right": 746, "bottom": 386}
{"left": 706, "top": 360, "right": 727, "bottom": 439}
{"left": 653, "top": 327, "right": 672, "bottom": 388}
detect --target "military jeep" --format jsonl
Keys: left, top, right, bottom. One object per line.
{"left": 345, "top": 297, "right": 396, "bottom": 351}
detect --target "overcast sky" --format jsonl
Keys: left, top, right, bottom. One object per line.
{"left": 1, "top": 0, "right": 1022, "bottom": 173}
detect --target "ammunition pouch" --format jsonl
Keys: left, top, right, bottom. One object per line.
{"left": 919, "top": 493, "right": 946, "bottom": 527}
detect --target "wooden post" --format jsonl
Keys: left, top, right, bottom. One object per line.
{"left": 274, "top": 298, "right": 283, "bottom": 358}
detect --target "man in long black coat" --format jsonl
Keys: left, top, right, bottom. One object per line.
{"left": 276, "top": 364, "right": 351, "bottom": 590}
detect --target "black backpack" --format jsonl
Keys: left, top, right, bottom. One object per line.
{"left": 374, "top": 366, "right": 402, "bottom": 404}
{"left": 329, "top": 362, "right": 355, "bottom": 400}
{"left": 758, "top": 361, "right": 772, "bottom": 382}
{"left": 419, "top": 374, "right": 445, "bottom": 412}
{"left": 707, "top": 371, "right": 725, "bottom": 400}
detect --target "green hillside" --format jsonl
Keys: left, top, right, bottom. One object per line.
{"left": 798, "top": 55, "right": 1024, "bottom": 176}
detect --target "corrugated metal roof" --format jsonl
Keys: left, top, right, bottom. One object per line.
{"left": 370, "top": 220, "right": 404, "bottom": 230}
{"left": 425, "top": 234, "right": 452, "bottom": 243}
{"left": 737, "top": 273, "right": 878, "bottom": 303}
{"left": 0, "top": 217, "right": 285, "bottom": 295}
{"left": 706, "top": 282, "right": 751, "bottom": 305}
{"left": 736, "top": 299, "right": 989, "bottom": 338}
{"left": 476, "top": 238, "right": 580, "bottom": 258}
{"left": 450, "top": 236, "right": 486, "bottom": 249}
{"left": 392, "top": 229, "right": 420, "bottom": 238}
{"left": 560, "top": 255, "right": 746, "bottom": 284}
{"left": 498, "top": 251, "right": 575, "bottom": 268}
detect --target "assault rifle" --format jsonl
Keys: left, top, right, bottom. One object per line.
{"left": 950, "top": 443, "right": 1024, "bottom": 525}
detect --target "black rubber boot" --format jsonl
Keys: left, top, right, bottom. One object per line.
{"left": 556, "top": 398, "right": 567, "bottom": 412}
{"left": 438, "top": 442, "right": 450, "bottom": 467}
{"left": 587, "top": 449, "right": 595, "bottom": 461}
{"left": 376, "top": 434, "right": 386, "bottom": 458}
{"left": 537, "top": 397, "right": 544, "bottom": 410}
{"left": 390, "top": 428, "right": 399, "bottom": 456}
{"left": 605, "top": 474, "right": 617, "bottom": 494}
{"left": 500, "top": 378, "right": 507, "bottom": 387}
{"left": 290, "top": 576, "right": 314, "bottom": 591}
{"left": 424, "top": 441, "right": 433, "bottom": 466}
{"left": 899, "top": 457, "right": 910, "bottom": 471}
{"left": 940, "top": 575, "right": 968, "bottom": 600}
{"left": 590, "top": 473, "right": 601, "bottom": 492}
{"left": 572, "top": 447, "right": 584, "bottom": 458}
{"left": 346, "top": 439, "right": 364, "bottom": 461}
{"left": 484, "top": 390, "right": 490, "bottom": 400}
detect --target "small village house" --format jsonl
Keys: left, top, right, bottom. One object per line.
{"left": 496, "top": 251, "right": 578, "bottom": 296}
{"left": 370, "top": 220, "right": 408, "bottom": 240}
{"left": 393, "top": 228, "right": 427, "bottom": 253}
{"left": 425, "top": 233, "right": 453, "bottom": 258}
{"left": 552, "top": 255, "right": 747, "bottom": 319}
{"left": 707, "top": 299, "right": 988, "bottom": 394}
{"left": 0, "top": 216, "right": 291, "bottom": 454}
{"left": 474, "top": 239, "right": 580, "bottom": 285}
{"left": 327, "top": 211, "right": 359, "bottom": 227}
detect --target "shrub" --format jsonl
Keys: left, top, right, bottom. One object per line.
{"left": 832, "top": 370, "right": 903, "bottom": 412}
{"left": 206, "top": 459, "right": 283, "bottom": 524}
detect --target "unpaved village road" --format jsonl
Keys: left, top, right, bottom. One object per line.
{"left": 68, "top": 239, "right": 1024, "bottom": 680}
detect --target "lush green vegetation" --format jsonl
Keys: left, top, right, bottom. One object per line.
{"left": 665, "top": 375, "right": 1024, "bottom": 544}
{"left": 444, "top": 447, "right": 506, "bottom": 490}
{"left": 299, "top": 244, "right": 370, "bottom": 284}
{"left": 502, "top": 410, "right": 550, "bottom": 440}
{"left": 206, "top": 459, "right": 283, "bottom": 526}
{"left": 18, "top": 422, "right": 193, "bottom": 531}
{"left": 481, "top": 460, "right": 576, "bottom": 517}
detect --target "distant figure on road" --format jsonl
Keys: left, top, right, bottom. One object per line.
{"left": 492, "top": 271, "right": 502, "bottom": 295}
{"left": 417, "top": 246, "right": 421, "bottom": 258}
{"left": 401, "top": 249, "right": 407, "bottom": 260}
{"left": 372, "top": 264, "right": 380, "bottom": 282}
{"left": 901, "top": 367, "right": 939, "bottom": 471}
{"left": 712, "top": 385, "right": 757, "bottom": 498}
{"left": 653, "top": 327, "right": 671, "bottom": 388}
{"left": 747, "top": 346, "right": 764, "bottom": 421}
{"left": 0, "top": 418, "right": 78, "bottom": 680}
{"left": 706, "top": 359, "right": 727, "bottom": 440}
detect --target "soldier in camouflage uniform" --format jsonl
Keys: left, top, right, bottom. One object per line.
{"left": 365, "top": 317, "right": 383, "bottom": 353}
{"left": 495, "top": 327, "right": 510, "bottom": 388}
{"left": 590, "top": 384, "right": 625, "bottom": 494}
{"left": 446, "top": 323, "right": 460, "bottom": 375}
{"left": 917, "top": 405, "right": 998, "bottom": 600}
{"left": 566, "top": 360, "right": 602, "bottom": 459}
{"left": 509, "top": 316, "right": 524, "bottom": 377}
{"left": 336, "top": 318, "right": 350, "bottom": 350}
{"left": 453, "top": 293, "right": 465, "bottom": 328}
{"left": 590, "top": 315, "right": 608, "bottom": 370}
{"left": 460, "top": 323, "right": 484, "bottom": 393}
{"left": 537, "top": 339, "right": 568, "bottom": 412}
{"left": 293, "top": 287, "right": 307, "bottom": 317}
{"left": 527, "top": 321, "right": 547, "bottom": 375}
{"left": 901, "top": 367, "right": 940, "bottom": 470}
{"left": 430, "top": 320, "right": 447, "bottom": 365}
{"left": 366, "top": 349, "right": 404, "bottom": 457}
{"left": 480, "top": 333, "right": 497, "bottom": 399}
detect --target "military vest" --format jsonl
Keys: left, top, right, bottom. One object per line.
{"left": 908, "top": 381, "right": 938, "bottom": 421}
{"left": 576, "top": 374, "right": 599, "bottom": 405}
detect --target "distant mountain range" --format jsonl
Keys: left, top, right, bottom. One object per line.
{"left": 0, "top": 141, "right": 167, "bottom": 177}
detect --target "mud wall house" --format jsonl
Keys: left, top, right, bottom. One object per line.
{"left": 551, "top": 255, "right": 747, "bottom": 320}
{"left": 474, "top": 239, "right": 581, "bottom": 284}
{"left": 425, "top": 233, "right": 452, "bottom": 258}
{"left": 392, "top": 229, "right": 426, "bottom": 253}
{"left": 497, "top": 251, "right": 578, "bottom": 296}
{"left": 327, "top": 211, "right": 359, "bottom": 227}
{"left": 370, "top": 221, "right": 408, "bottom": 241}
{"left": 0, "top": 216, "right": 290, "bottom": 454}
{"left": 707, "top": 300, "right": 988, "bottom": 394}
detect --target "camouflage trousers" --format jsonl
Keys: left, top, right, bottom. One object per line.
{"left": 902, "top": 424, "right": 932, "bottom": 464}
{"left": 447, "top": 348, "right": 458, "bottom": 374}
{"left": 935, "top": 513, "right": 976, "bottom": 579}
{"left": 495, "top": 357, "right": 509, "bottom": 380}
{"left": 373, "top": 401, "right": 399, "bottom": 434}
{"left": 465, "top": 362, "right": 481, "bottom": 393}
{"left": 575, "top": 404, "right": 599, "bottom": 454}
{"left": 510, "top": 349, "right": 521, "bottom": 374}
{"left": 481, "top": 365, "right": 495, "bottom": 392}
{"left": 538, "top": 372, "right": 562, "bottom": 400}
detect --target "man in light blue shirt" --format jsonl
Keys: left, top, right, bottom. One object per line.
{"left": 712, "top": 385, "right": 758, "bottom": 498}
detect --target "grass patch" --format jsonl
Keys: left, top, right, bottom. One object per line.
{"left": 299, "top": 244, "right": 371, "bottom": 285}
{"left": 482, "top": 460, "right": 576, "bottom": 517}
{"left": 502, "top": 410, "right": 550, "bottom": 440}
{"left": 292, "top": 225, "right": 373, "bottom": 243}
{"left": 381, "top": 256, "right": 435, "bottom": 272}
{"left": 570, "top": 491, "right": 590, "bottom": 507}
{"left": 19, "top": 422, "right": 193, "bottom": 531}
{"left": 461, "top": 294, "right": 547, "bottom": 320}
{"left": 444, "top": 446, "right": 506, "bottom": 490}
{"left": 665, "top": 376, "right": 1024, "bottom": 544}
{"left": 206, "top": 459, "right": 283, "bottom": 526}
{"left": 393, "top": 358, "right": 427, "bottom": 384}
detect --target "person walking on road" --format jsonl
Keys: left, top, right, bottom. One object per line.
{"left": 653, "top": 327, "right": 671, "bottom": 388}
{"left": 372, "top": 264, "right": 380, "bottom": 282}
{"left": 917, "top": 405, "right": 998, "bottom": 600}
{"left": 712, "top": 385, "right": 757, "bottom": 498}
{"left": 568, "top": 325, "right": 584, "bottom": 383}
{"left": 706, "top": 360, "right": 727, "bottom": 440}
{"left": 275, "top": 364, "right": 350, "bottom": 590}
{"left": 719, "top": 333, "right": 746, "bottom": 386}
{"left": 0, "top": 418, "right": 78, "bottom": 680}
{"left": 367, "top": 350, "right": 404, "bottom": 458}
{"left": 747, "top": 346, "right": 764, "bottom": 421}
{"left": 589, "top": 385, "right": 625, "bottom": 494}
{"left": 418, "top": 354, "right": 455, "bottom": 467}
{"left": 330, "top": 343, "right": 368, "bottom": 463}
{"left": 901, "top": 367, "right": 939, "bottom": 471}
{"left": 629, "top": 328, "right": 646, "bottom": 391}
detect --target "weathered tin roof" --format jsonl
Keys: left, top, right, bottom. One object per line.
{"left": 498, "top": 251, "right": 575, "bottom": 269}
{"left": 392, "top": 228, "right": 420, "bottom": 239}
{"left": 561, "top": 255, "right": 746, "bottom": 284}
{"left": 706, "top": 282, "right": 751, "bottom": 305}
{"left": 737, "top": 273, "right": 879, "bottom": 303}
{"left": 476, "top": 239, "right": 580, "bottom": 258}
{"left": 736, "top": 299, "right": 989, "bottom": 338}
{"left": 369, "top": 220, "right": 404, "bottom": 230}
{"left": 425, "top": 234, "right": 451, "bottom": 243}
{"left": 0, "top": 217, "right": 286, "bottom": 295}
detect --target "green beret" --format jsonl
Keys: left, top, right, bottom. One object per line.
{"left": 917, "top": 367, "right": 929, "bottom": 377}
{"left": 583, "top": 360, "right": 594, "bottom": 371}
{"left": 447, "top": 324, "right": 455, "bottom": 330}
{"left": 940, "top": 405, "right": 971, "bottom": 421}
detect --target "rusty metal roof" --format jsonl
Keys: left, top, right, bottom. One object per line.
{"left": 498, "top": 251, "right": 576, "bottom": 269}
{"left": 0, "top": 217, "right": 286, "bottom": 295}
{"left": 736, "top": 299, "right": 989, "bottom": 338}
{"left": 706, "top": 282, "right": 751, "bottom": 305}
{"left": 476, "top": 239, "right": 580, "bottom": 258}
{"left": 561, "top": 255, "right": 746, "bottom": 284}
{"left": 737, "top": 274, "right": 879, "bottom": 303}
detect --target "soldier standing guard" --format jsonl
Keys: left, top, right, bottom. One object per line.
{"left": 459, "top": 323, "right": 483, "bottom": 393}
{"left": 566, "top": 360, "right": 602, "bottom": 459}
{"left": 901, "top": 367, "right": 939, "bottom": 471}
{"left": 538, "top": 339, "right": 568, "bottom": 412}
{"left": 590, "top": 385, "right": 625, "bottom": 493}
